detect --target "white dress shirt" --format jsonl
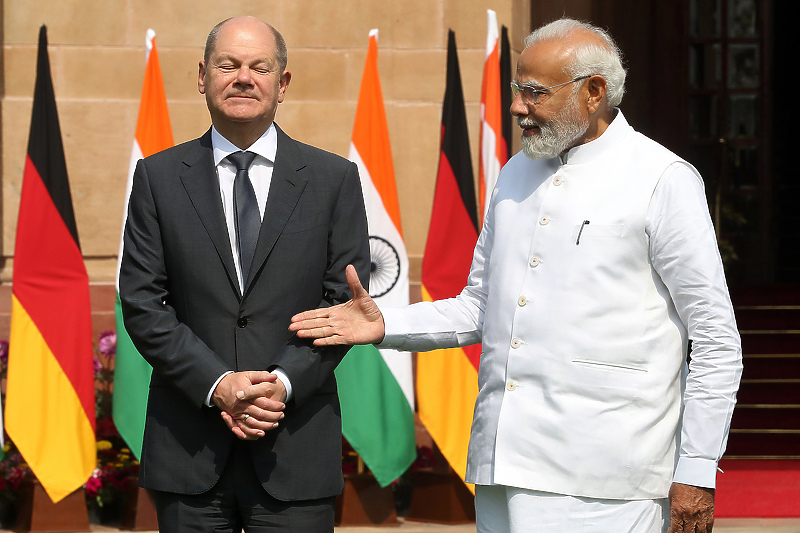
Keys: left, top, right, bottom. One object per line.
{"left": 205, "top": 124, "right": 293, "bottom": 404}
{"left": 381, "top": 111, "right": 742, "bottom": 500}
{"left": 211, "top": 125, "right": 276, "bottom": 289}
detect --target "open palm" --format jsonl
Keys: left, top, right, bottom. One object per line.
{"left": 290, "top": 264, "right": 385, "bottom": 346}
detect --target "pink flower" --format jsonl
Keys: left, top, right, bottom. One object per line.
{"left": 86, "top": 476, "right": 102, "bottom": 498}
{"left": 0, "top": 340, "right": 8, "bottom": 365}
{"left": 98, "top": 331, "right": 117, "bottom": 358}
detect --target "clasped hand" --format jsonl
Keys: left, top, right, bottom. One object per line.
{"left": 212, "top": 371, "right": 286, "bottom": 440}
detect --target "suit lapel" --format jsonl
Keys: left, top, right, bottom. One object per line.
{"left": 244, "top": 125, "right": 308, "bottom": 295}
{"left": 179, "top": 131, "right": 240, "bottom": 297}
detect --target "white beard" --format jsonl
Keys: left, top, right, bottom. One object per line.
{"left": 519, "top": 95, "right": 590, "bottom": 160}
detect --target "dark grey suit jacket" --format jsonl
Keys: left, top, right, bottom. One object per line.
{"left": 119, "top": 125, "right": 370, "bottom": 501}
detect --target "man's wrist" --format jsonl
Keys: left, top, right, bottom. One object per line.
{"left": 207, "top": 370, "right": 234, "bottom": 407}
{"left": 269, "top": 367, "right": 293, "bottom": 402}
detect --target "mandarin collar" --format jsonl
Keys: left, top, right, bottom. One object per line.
{"left": 559, "top": 109, "right": 630, "bottom": 166}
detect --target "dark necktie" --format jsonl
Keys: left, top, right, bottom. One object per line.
{"left": 227, "top": 151, "right": 259, "bottom": 286}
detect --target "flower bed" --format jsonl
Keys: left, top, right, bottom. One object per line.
{"left": 0, "top": 331, "right": 138, "bottom": 525}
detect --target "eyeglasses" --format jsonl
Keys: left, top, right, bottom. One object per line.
{"left": 511, "top": 75, "right": 592, "bottom": 105}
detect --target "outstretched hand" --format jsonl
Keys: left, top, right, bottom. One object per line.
{"left": 289, "top": 264, "right": 385, "bottom": 346}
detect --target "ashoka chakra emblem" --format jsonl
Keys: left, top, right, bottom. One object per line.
{"left": 369, "top": 235, "right": 400, "bottom": 298}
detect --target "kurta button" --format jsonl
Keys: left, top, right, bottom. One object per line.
{"left": 237, "top": 317, "right": 248, "bottom": 328}
{"left": 511, "top": 337, "right": 522, "bottom": 348}
{"left": 517, "top": 295, "right": 528, "bottom": 307}
{"left": 539, "top": 216, "right": 551, "bottom": 225}
{"left": 553, "top": 176, "right": 564, "bottom": 186}
{"left": 507, "top": 380, "right": 518, "bottom": 391}
{"left": 529, "top": 256, "right": 541, "bottom": 268}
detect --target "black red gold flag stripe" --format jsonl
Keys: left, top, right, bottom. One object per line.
{"left": 417, "top": 30, "right": 481, "bottom": 492}
{"left": 6, "top": 25, "right": 95, "bottom": 504}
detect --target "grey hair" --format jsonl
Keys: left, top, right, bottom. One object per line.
{"left": 524, "top": 18, "right": 626, "bottom": 109}
{"left": 204, "top": 17, "right": 288, "bottom": 72}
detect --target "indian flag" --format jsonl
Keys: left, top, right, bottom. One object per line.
{"left": 479, "top": 9, "right": 504, "bottom": 225}
{"left": 113, "top": 29, "right": 173, "bottom": 460}
{"left": 334, "top": 29, "right": 416, "bottom": 487}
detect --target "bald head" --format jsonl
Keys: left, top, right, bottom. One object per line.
{"left": 524, "top": 18, "right": 626, "bottom": 109}
{"left": 205, "top": 16, "right": 287, "bottom": 72}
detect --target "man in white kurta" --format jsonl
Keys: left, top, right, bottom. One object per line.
{"left": 289, "top": 17, "right": 742, "bottom": 533}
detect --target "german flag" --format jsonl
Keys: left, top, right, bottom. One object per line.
{"left": 417, "top": 30, "right": 480, "bottom": 492}
{"left": 6, "top": 25, "right": 95, "bottom": 504}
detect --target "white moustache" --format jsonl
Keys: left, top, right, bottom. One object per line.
{"left": 517, "top": 118, "right": 539, "bottom": 128}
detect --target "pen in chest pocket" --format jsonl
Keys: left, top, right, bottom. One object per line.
{"left": 576, "top": 220, "right": 590, "bottom": 245}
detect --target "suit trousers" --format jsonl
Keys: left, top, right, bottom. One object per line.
{"left": 153, "top": 440, "right": 336, "bottom": 533}
{"left": 475, "top": 484, "right": 667, "bottom": 533}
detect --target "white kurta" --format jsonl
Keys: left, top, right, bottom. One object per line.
{"left": 381, "top": 111, "right": 742, "bottom": 500}
{"left": 475, "top": 484, "right": 667, "bottom": 533}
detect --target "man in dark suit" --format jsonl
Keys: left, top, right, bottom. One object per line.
{"left": 119, "top": 15, "right": 370, "bottom": 532}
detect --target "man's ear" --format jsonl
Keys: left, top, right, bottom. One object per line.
{"left": 586, "top": 75, "right": 607, "bottom": 114}
{"left": 198, "top": 61, "right": 207, "bottom": 95}
{"left": 277, "top": 70, "right": 292, "bottom": 103}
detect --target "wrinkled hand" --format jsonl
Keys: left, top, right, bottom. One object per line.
{"left": 668, "top": 482, "right": 715, "bottom": 533}
{"left": 289, "top": 264, "right": 385, "bottom": 346}
{"left": 212, "top": 371, "right": 285, "bottom": 440}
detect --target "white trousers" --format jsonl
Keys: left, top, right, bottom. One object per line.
{"left": 475, "top": 485, "right": 668, "bottom": 533}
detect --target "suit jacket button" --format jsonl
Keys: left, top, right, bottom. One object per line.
{"left": 237, "top": 317, "right": 248, "bottom": 328}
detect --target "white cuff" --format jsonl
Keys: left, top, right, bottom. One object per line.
{"left": 206, "top": 370, "right": 234, "bottom": 407}
{"left": 673, "top": 457, "right": 719, "bottom": 489}
{"left": 270, "top": 367, "right": 293, "bottom": 402}
{"left": 379, "top": 306, "right": 460, "bottom": 351}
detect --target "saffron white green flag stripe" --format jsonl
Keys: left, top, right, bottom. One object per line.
{"left": 479, "top": 9, "right": 503, "bottom": 225}
{"left": 335, "top": 29, "right": 416, "bottom": 487}
{"left": 113, "top": 29, "right": 173, "bottom": 460}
